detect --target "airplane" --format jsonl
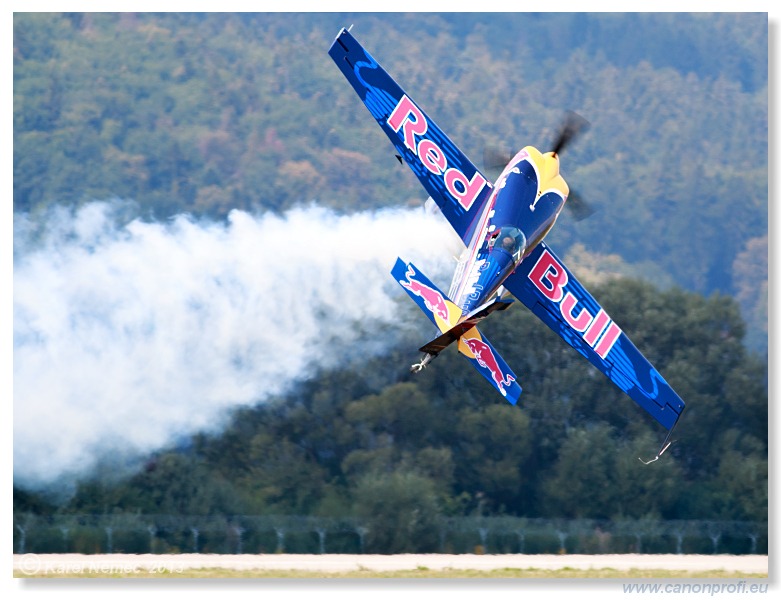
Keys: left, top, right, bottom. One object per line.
{"left": 328, "top": 27, "right": 685, "bottom": 463}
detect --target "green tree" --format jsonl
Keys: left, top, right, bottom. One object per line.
{"left": 350, "top": 468, "right": 442, "bottom": 553}
{"left": 239, "top": 432, "right": 329, "bottom": 514}
{"left": 454, "top": 404, "right": 533, "bottom": 514}
{"left": 540, "top": 424, "right": 618, "bottom": 518}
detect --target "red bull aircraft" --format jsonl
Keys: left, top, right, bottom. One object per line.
{"left": 329, "top": 28, "right": 685, "bottom": 461}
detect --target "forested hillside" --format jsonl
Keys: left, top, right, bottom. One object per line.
{"left": 13, "top": 13, "right": 767, "bottom": 343}
{"left": 13, "top": 13, "right": 768, "bottom": 550}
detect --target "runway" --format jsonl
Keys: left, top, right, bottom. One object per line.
{"left": 13, "top": 552, "right": 768, "bottom": 576}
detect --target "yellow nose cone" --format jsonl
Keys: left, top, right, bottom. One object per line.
{"left": 521, "top": 146, "right": 569, "bottom": 198}
{"left": 540, "top": 151, "right": 569, "bottom": 198}
{"left": 542, "top": 151, "right": 561, "bottom": 179}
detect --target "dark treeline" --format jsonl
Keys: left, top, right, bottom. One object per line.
{"left": 13, "top": 13, "right": 767, "bottom": 549}
{"left": 15, "top": 279, "right": 768, "bottom": 552}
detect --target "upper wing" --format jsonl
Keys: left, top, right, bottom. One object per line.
{"left": 503, "top": 241, "right": 685, "bottom": 431}
{"left": 329, "top": 28, "right": 492, "bottom": 247}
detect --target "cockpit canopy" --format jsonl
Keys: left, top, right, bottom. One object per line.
{"left": 490, "top": 225, "right": 527, "bottom": 263}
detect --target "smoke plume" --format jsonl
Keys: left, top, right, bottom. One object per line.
{"left": 13, "top": 201, "right": 460, "bottom": 494}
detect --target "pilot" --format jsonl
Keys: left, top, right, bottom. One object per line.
{"left": 501, "top": 235, "right": 516, "bottom": 252}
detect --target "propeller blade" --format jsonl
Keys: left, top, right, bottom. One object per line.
{"left": 551, "top": 111, "right": 590, "bottom": 156}
{"left": 483, "top": 146, "right": 513, "bottom": 172}
{"left": 565, "top": 189, "right": 595, "bottom": 221}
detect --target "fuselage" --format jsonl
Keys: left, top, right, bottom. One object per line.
{"left": 450, "top": 146, "right": 569, "bottom": 314}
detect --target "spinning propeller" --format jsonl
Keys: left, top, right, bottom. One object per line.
{"left": 483, "top": 111, "right": 595, "bottom": 221}
{"left": 551, "top": 110, "right": 590, "bottom": 157}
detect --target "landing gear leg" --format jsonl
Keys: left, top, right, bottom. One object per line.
{"left": 410, "top": 352, "right": 436, "bottom": 373}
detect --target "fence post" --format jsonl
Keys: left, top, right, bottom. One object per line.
{"left": 355, "top": 526, "right": 367, "bottom": 553}
{"left": 60, "top": 527, "right": 70, "bottom": 553}
{"left": 478, "top": 527, "right": 489, "bottom": 554}
{"left": 16, "top": 525, "right": 25, "bottom": 555}
{"left": 274, "top": 527, "right": 285, "bottom": 553}
{"left": 234, "top": 526, "right": 245, "bottom": 554}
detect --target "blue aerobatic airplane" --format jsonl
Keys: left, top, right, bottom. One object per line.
{"left": 329, "top": 27, "right": 685, "bottom": 462}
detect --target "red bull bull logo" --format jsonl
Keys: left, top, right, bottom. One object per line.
{"left": 527, "top": 248, "right": 622, "bottom": 360}
{"left": 387, "top": 95, "right": 488, "bottom": 211}
{"left": 463, "top": 337, "right": 515, "bottom": 396}
{"left": 399, "top": 265, "right": 451, "bottom": 323}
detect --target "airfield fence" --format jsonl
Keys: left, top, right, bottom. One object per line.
{"left": 12, "top": 514, "right": 767, "bottom": 555}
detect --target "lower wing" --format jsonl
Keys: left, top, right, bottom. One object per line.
{"left": 503, "top": 241, "right": 685, "bottom": 432}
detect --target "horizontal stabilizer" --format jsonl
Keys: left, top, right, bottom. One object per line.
{"left": 392, "top": 258, "right": 462, "bottom": 333}
{"left": 393, "top": 258, "right": 520, "bottom": 404}
{"left": 457, "top": 327, "right": 522, "bottom": 405}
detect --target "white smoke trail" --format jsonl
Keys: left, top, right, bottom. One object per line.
{"left": 13, "top": 201, "right": 462, "bottom": 493}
